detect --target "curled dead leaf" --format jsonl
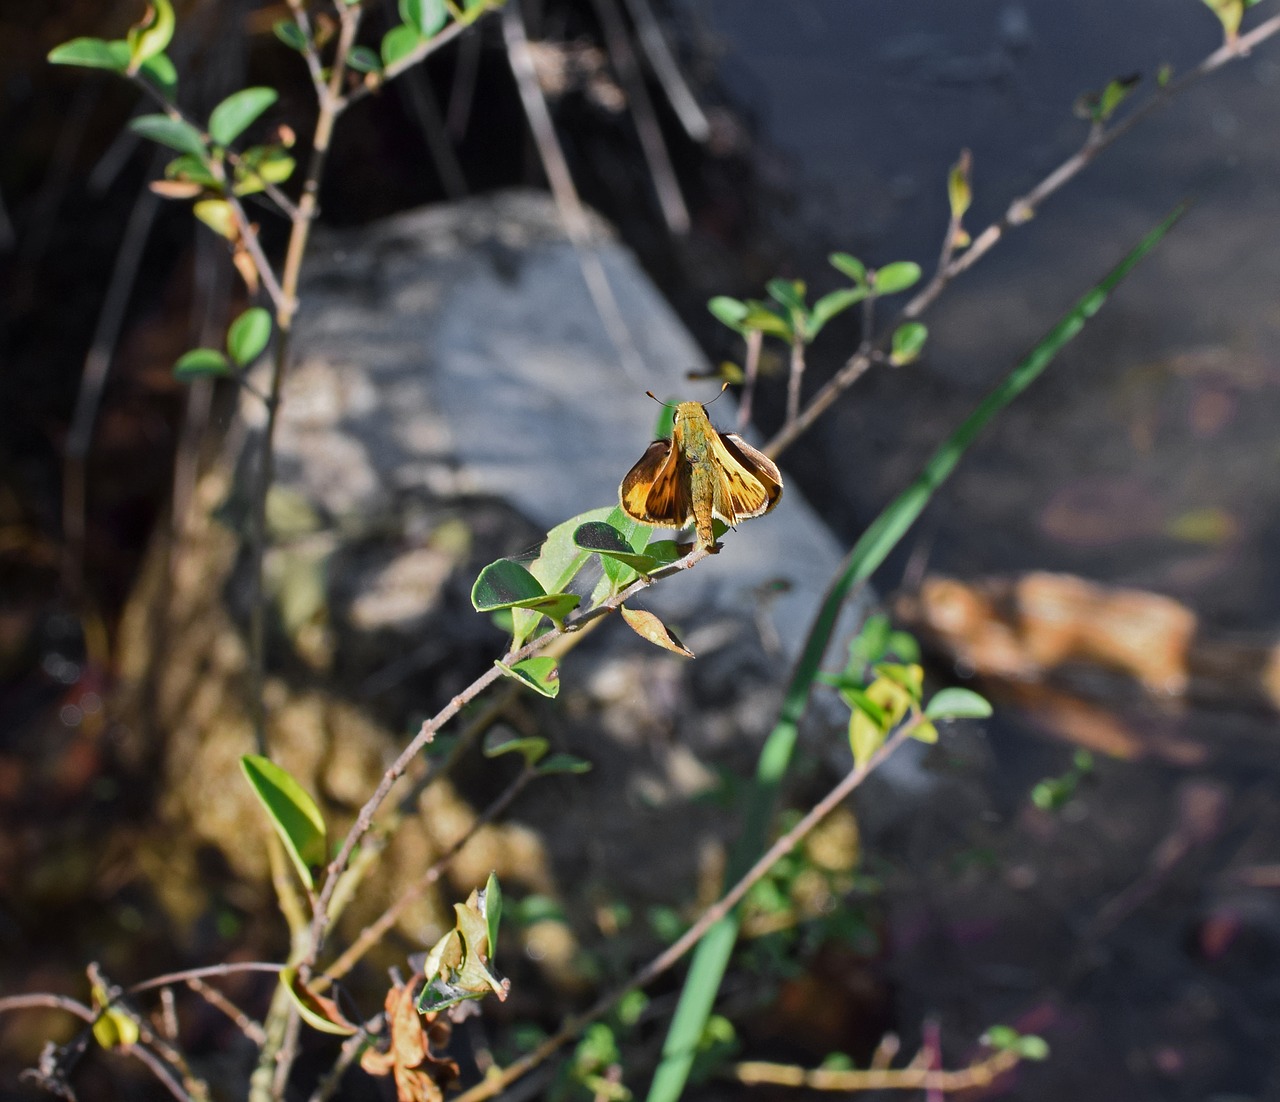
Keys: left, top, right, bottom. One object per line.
{"left": 620, "top": 605, "right": 694, "bottom": 658}
{"left": 362, "top": 973, "right": 459, "bottom": 1102}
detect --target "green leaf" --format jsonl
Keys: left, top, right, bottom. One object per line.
{"left": 829, "top": 252, "right": 867, "bottom": 283}
{"left": 232, "top": 148, "right": 296, "bottom": 195}
{"left": 130, "top": 114, "right": 207, "bottom": 157}
{"left": 126, "top": 0, "right": 174, "bottom": 69}
{"left": 984, "top": 1025, "right": 1019, "bottom": 1050}
{"left": 194, "top": 198, "right": 236, "bottom": 239}
{"left": 483, "top": 872, "right": 503, "bottom": 959}
{"left": 482, "top": 730, "right": 549, "bottom": 767}
{"left": 48, "top": 37, "right": 131, "bottom": 71}
{"left": 574, "top": 520, "right": 665, "bottom": 575}
{"left": 165, "top": 153, "right": 219, "bottom": 188}
{"left": 741, "top": 300, "right": 793, "bottom": 340}
{"left": 647, "top": 204, "right": 1188, "bottom": 1102}
{"left": 174, "top": 347, "right": 231, "bottom": 379}
{"left": 808, "top": 287, "right": 866, "bottom": 339}
{"left": 400, "top": 0, "right": 448, "bottom": 36}
{"left": 537, "top": 753, "right": 592, "bottom": 775}
{"left": 496, "top": 656, "right": 560, "bottom": 697}
{"left": 1015, "top": 1035, "right": 1050, "bottom": 1060}
{"left": 274, "top": 20, "right": 307, "bottom": 52}
{"left": 708, "top": 296, "right": 749, "bottom": 332}
{"left": 347, "top": 45, "right": 382, "bottom": 74}
{"left": 139, "top": 52, "right": 177, "bottom": 99}
{"left": 208, "top": 87, "right": 278, "bottom": 147}
{"left": 511, "top": 506, "right": 612, "bottom": 647}
{"left": 240, "top": 754, "right": 327, "bottom": 891}
{"left": 279, "top": 966, "right": 359, "bottom": 1035}
{"left": 471, "top": 559, "right": 579, "bottom": 624}
{"left": 766, "top": 278, "right": 806, "bottom": 313}
{"left": 925, "top": 687, "right": 993, "bottom": 720}
{"left": 381, "top": 23, "right": 424, "bottom": 68}
{"left": 227, "top": 306, "right": 272, "bottom": 366}
{"left": 873, "top": 261, "right": 922, "bottom": 295}
{"left": 890, "top": 321, "right": 928, "bottom": 366}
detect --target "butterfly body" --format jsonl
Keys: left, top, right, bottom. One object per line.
{"left": 620, "top": 400, "right": 783, "bottom": 551}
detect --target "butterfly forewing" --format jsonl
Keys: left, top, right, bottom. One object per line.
{"left": 620, "top": 441, "right": 693, "bottom": 527}
{"left": 709, "top": 432, "right": 783, "bottom": 523}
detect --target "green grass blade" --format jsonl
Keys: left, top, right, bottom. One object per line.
{"left": 644, "top": 203, "right": 1185, "bottom": 1102}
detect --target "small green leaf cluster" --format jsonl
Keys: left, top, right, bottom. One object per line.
{"left": 277, "top": 0, "right": 499, "bottom": 79}
{"left": 471, "top": 506, "right": 692, "bottom": 698}
{"left": 819, "top": 616, "right": 991, "bottom": 767}
{"left": 48, "top": 0, "right": 178, "bottom": 97}
{"left": 1030, "top": 749, "right": 1094, "bottom": 811}
{"left": 983, "top": 1024, "right": 1050, "bottom": 1061}
{"left": 1074, "top": 74, "right": 1142, "bottom": 126}
{"left": 709, "top": 252, "right": 928, "bottom": 367}
{"left": 175, "top": 307, "right": 273, "bottom": 380}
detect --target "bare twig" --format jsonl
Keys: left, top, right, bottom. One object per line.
{"left": 784, "top": 331, "right": 804, "bottom": 426}
{"left": 590, "top": 0, "right": 690, "bottom": 234}
{"left": 736, "top": 327, "right": 763, "bottom": 431}
{"left": 502, "top": 1, "right": 647, "bottom": 383}
{"left": 620, "top": 0, "right": 710, "bottom": 142}
{"left": 733, "top": 1044, "right": 1020, "bottom": 1093}
{"left": 187, "top": 977, "right": 267, "bottom": 1046}
{"left": 318, "top": 764, "right": 538, "bottom": 986}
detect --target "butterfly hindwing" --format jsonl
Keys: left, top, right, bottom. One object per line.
{"left": 709, "top": 431, "right": 783, "bottom": 524}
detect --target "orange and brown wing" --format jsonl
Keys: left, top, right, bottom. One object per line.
{"left": 620, "top": 440, "right": 694, "bottom": 528}
{"left": 709, "top": 432, "right": 783, "bottom": 525}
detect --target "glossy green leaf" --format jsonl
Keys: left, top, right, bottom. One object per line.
{"left": 829, "top": 251, "right": 867, "bottom": 283}
{"left": 537, "top": 753, "right": 592, "bottom": 775}
{"left": 574, "top": 520, "right": 665, "bottom": 575}
{"left": 766, "top": 278, "right": 806, "bottom": 313}
{"left": 496, "top": 656, "right": 560, "bottom": 697}
{"left": 279, "top": 966, "right": 358, "bottom": 1035}
{"left": 808, "top": 287, "right": 866, "bottom": 338}
{"left": 130, "top": 114, "right": 207, "bottom": 157}
{"left": 240, "top": 754, "right": 327, "bottom": 891}
{"left": 381, "top": 23, "right": 424, "bottom": 68}
{"left": 273, "top": 20, "right": 307, "bottom": 52}
{"left": 347, "top": 45, "right": 382, "bottom": 73}
{"left": 708, "top": 295, "right": 749, "bottom": 331}
{"left": 483, "top": 872, "right": 502, "bottom": 960}
{"left": 209, "top": 87, "right": 278, "bottom": 147}
{"left": 137, "top": 52, "right": 177, "bottom": 99}
{"left": 227, "top": 306, "right": 271, "bottom": 366}
{"left": 741, "top": 301, "right": 793, "bottom": 340}
{"left": 174, "top": 347, "right": 230, "bottom": 379}
{"left": 48, "top": 37, "right": 131, "bottom": 71}
{"left": 400, "top": 0, "right": 448, "bottom": 36}
{"left": 925, "top": 687, "right": 993, "bottom": 720}
{"left": 126, "top": 0, "right": 174, "bottom": 68}
{"left": 511, "top": 506, "right": 611, "bottom": 647}
{"left": 482, "top": 729, "right": 549, "bottom": 766}
{"left": 472, "top": 559, "right": 579, "bottom": 624}
{"left": 890, "top": 321, "right": 928, "bottom": 366}
{"left": 873, "top": 261, "right": 922, "bottom": 295}
{"left": 194, "top": 199, "right": 236, "bottom": 239}
{"left": 165, "top": 153, "right": 219, "bottom": 188}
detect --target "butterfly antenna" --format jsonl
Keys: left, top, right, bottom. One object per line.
{"left": 646, "top": 391, "right": 677, "bottom": 408}
{"left": 704, "top": 381, "right": 731, "bottom": 405}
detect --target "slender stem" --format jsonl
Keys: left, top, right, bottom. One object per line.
{"left": 245, "top": 4, "right": 362, "bottom": 752}
{"left": 733, "top": 1045, "right": 1021, "bottom": 1092}
{"left": 317, "top": 766, "right": 537, "bottom": 986}
{"left": 451, "top": 724, "right": 916, "bottom": 1102}
{"left": 737, "top": 327, "right": 762, "bottom": 431}
{"left": 0, "top": 993, "right": 94, "bottom": 1019}
{"left": 785, "top": 332, "right": 804, "bottom": 427}
{"left": 764, "top": 14, "right": 1280, "bottom": 461}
